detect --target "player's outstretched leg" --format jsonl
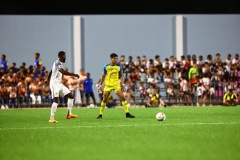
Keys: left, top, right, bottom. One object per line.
{"left": 66, "top": 98, "right": 78, "bottom": 119}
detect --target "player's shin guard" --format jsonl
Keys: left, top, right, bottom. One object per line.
{"left": 50, "top": 102, "right": 58, "bottom": 119}
{"left": 122, "top": 101, "right": 129, "bottom": 113}
{"left": 67, "top": 99, "right": 74, "bottom": 115}
{"left": 99, "top": 101, "right": 106, "bottom": 115}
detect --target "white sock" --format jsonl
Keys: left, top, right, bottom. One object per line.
{"left": 67, "top": 99, "right": 74, "bottom": 115}
{"left": 50, "top": 102, "right": 58, "bottom": 119}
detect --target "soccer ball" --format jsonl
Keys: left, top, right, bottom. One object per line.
{"left": 89, "top": 104, "right": 95, "bottom": 108}
{"left": 156, "top": 112, "right": 166, "bottom": 121}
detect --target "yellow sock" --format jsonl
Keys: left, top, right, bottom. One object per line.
{"left": 121, "top": 101, "right": 129, "bottom": 113}
{"left": 99, "top": 102, "right": 106, "bottom": 115}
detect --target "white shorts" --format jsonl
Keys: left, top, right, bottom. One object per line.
{"left": 50, "top": 83, "right": 71, "bottom": 99}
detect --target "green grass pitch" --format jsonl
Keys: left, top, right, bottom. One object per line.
{"left": 0, "top": 106, "right": 240, "bottom": 160}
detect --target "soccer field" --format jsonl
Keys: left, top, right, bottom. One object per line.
{"left": 0, "top": 106, "right": 240, "bottom": 160}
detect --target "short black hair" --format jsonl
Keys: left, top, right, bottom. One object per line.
{"left": 110, "top": 53, "right": 118, "bottom": 58}
{"left": 58, "top": 51, "right": 65, "bottom": 57}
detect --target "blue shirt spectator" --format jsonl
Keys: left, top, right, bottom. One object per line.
{"left": 1, "top": 54, "right": 8, "bottom": 73}
{"left": 34, "top": 52, "right": 42, "bottom": 68}
{"left": 83, "top": 74, "right": 94, "bottom": 94}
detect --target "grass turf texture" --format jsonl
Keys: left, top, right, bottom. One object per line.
{"left": 0, "top": 106, "right": 240, "bottom": 160}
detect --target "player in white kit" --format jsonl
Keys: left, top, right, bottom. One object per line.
{"left": 46, "top": 51, "right": 80, "bottom": 123}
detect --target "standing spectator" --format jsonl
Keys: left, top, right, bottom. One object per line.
{"left": 196, "top": 83, "right": 206, "bottom": 106}
{"left": 34, "top": 52, "right": 42, "bottom": 69}
{"left": 83, "top": 72, "right": 96, "bottom": 107}
{"left": 200, "top": 73, "right": 211, "bottom": 106}
{"left": 96, "top": 79, "right": 103, "bottom": 105}
{"left": 188, "top": 63, "right": 199, "bottom": 80}
{"left": 180, "top": 76, "right": 191, "bottom": 105}
{"left": 1, "top": 54, "right": 8, "bottom": 73}
{"left": 67, "top": 75, "right": 78, "bottom": 105}
{"left": 1, "top": 82, "right": 9, "bottom": 109}
{"left": 78, "top": 68, "right": 87, "bottom": 106}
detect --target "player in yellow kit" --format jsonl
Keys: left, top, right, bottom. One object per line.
{"left": 97, "top": 53, "right": 135, "bottom": 119}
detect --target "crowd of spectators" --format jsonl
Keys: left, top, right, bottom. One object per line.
{"left": 118, "top": 53, "right": 240, "bottom": 107}
{"left": 0, "top": 52, "right": 240, "bottom": 109}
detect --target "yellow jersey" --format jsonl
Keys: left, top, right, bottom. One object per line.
{"left": 103, "top": 63, "right": 123, "bottom": 87}
{"left": 149, "top": 94, "right": 160, "bottom": 102}
{"left": 224, "top": 93, "right": 237, "bottom": 101}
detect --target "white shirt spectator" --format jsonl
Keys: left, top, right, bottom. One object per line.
{"left": 197, "top": 86, "right": 206, "bottom": 96}
{"left": 180, "top": 79, "right": 188, "bottom": 92}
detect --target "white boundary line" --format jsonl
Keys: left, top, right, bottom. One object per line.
{"left": 0, "top": 122, "right": 239, "bottom": 131}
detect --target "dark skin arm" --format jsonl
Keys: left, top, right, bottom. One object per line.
{"left": 45, "top": 69, "right": 79, "bottom": 84}
{"left": 59, "top": 68, "right": 79, "bottom": 79}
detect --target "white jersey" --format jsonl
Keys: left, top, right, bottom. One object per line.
{"left": 50, "top": 59, "right": 63, "bottom": 85}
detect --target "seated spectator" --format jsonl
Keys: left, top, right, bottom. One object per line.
{"left": 106, "top": 94, "right": 115, "bottom": 108}
{"left": 147, "top": 72, "right": 158, "bottom": 85}
{"left": 166, "top": 83, "right": 175, "bottom": 103}
{"left": 147, "top": 58, "right": 158, "bottom": 75}
{"left": 146, "top": 88, "right": 166, "bottom": 108}
{"left": 29, "top": 79, "right": 42, "bottom": 105}
{"left": 223, "top": 89, "right": 238, "bottom": 106}
{"left": 124, "top": 79, "right": 136, "bottom": 106}
{"left": 138, "top": 82, "right": 147, "bottom": 105}
{"left": 8, "top": 82, "right": 17, "bottom": 108}
{"left": 17, "top": 77, "right": 27, "bottom": 107}
{"left": 41, "top": 81, "right": 51, "bottom": 105}
{"left": 128, "top": 70, "right": 141, "bottom": 92}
